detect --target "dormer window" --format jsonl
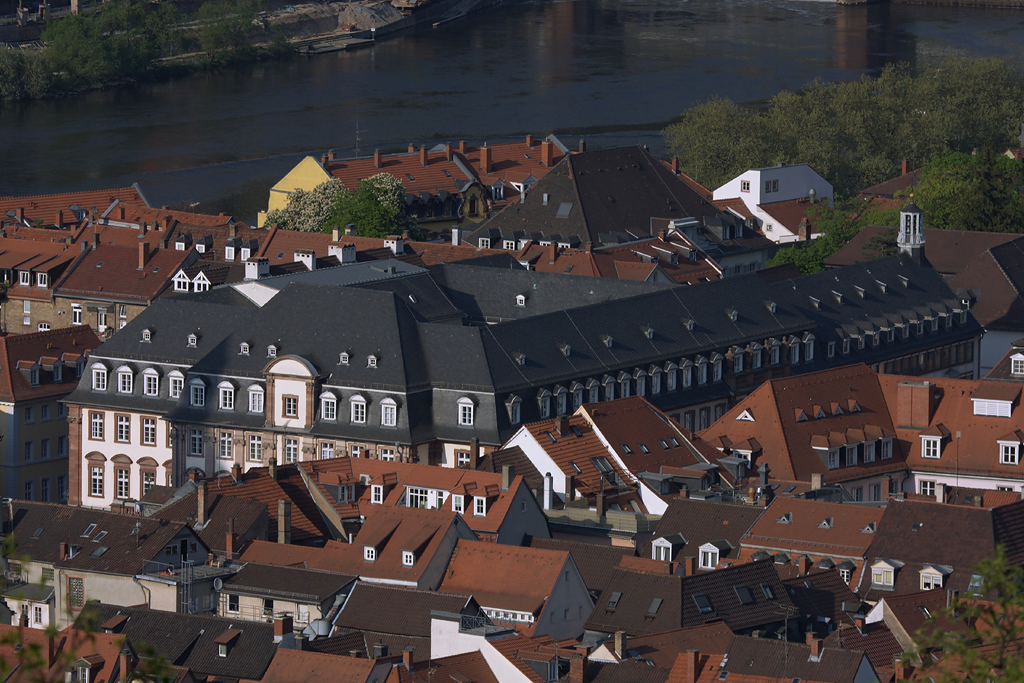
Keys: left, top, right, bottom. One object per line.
{"left": 240, "top": 247, "right": 251, "bottom": 261}
{"left": 507, "top": 396, "right": 522, "bottom": 425}
{"left": 29, "top": 367, "right": 39, "bottom": 386}
{"left": 225, "top": 246, "right": 235, "bottom": 261}
{"left": 19, "top": 271, "right": 30, "bottom": 286}
{"left": 173, "top": 272, "right": 190, "bottom": 292}
{"left": 350, "top": 396, "right": 366, "bottom": 424}
{"left": 142, "top": 329, "right": 151, "bottom": 342}
{"left": 458, "top": 397, "right": 474, "bottom": 426}
{"left": 143, "top": 370, "right": 158, "bottom": 396}
{"left": 340, "top": 352, "right": 349, "bottom": 365}
{"left": 698, "top": 544, "right": 719, "bottom": 570}
{"left": 240, "top": 343, "right": 249, "bottom": 356}
{"left": 367, "top": 355, "right": 377, "bottom": 368}
{"left": 474, "top": 496, "right": 486, "bottom": 516}
{"left": 187, "top": 334, "right": 197, "bottom": 348}
{"left": 248, "top": 386, "right": 264, "bottom": 413}
{"left": 402, "top": 551, "right": 415, "bottom": 567}
{"left": 219, "top": 383, "right": 235, "bottom": 410}
{"left": 117, "top": 369, "right": 133, "bottom": 394}
{"left": 36, "top": 272, "right": 48, "bottom": 288}
{"left": 371, "top": 484, "right": 383, "bottom": 504}
{"left": 267, "top": 345, "right": 277, "bottom": 358}
{"left": 827, "top": 449, "right": 839, "bottom": 469}
{"left": 321, "top": 394, "right": 337, "bottom": 421}
{"left": 871, "top": 562, "right": 897, "bottom": 588}
{"left": 842, "top": 338, "right": 850, "bottom": 354}
{"left": 1000, "top": 441, "right": 1019, "bottom": 465}
{"left": 516, "top": 295, "right": 525, "bottom": 306}
{"left": 921, "top": 570, "right": 943, "bottom": 590}
{"left": 363, "top": 547, "right": 376, "bottom": 562}
{"left": 921, "top": 437, "right": 941, "bottom": 459}
{"left": 190, "top": 381, "right": 205, "bottom": 407}
{"left": 1012, "top": 355, "right": 1024, "bottom": 375}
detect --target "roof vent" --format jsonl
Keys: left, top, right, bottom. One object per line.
{"left": 681, "top": 318, "right": 695, "bottom": 331}
{"left": 777, "top": 512, "right": 792, "bottom": 524}
{"left": 141, "top": 329, "right": 151, "bottom": 343}
{"left": 600, "top": 335, "right": 613, "bottom": 349}
{"left": 876, "top": 279, "right": 888, "bottom": 294}
{"left": 642, "top": 325, "right": 654, "bottom": 339}
{"left": 725, "top": 309, "right": 738, "bottom": 322}
{"left": 513, "top": 352, "right": 526, "bottom": 366}
{"left": 817, "top": 517, "right": 833, "bottom": 529}
{"left": 831, "top": 290, "right": 844, "bottom": 305}
{"left": 898, "top": 274, "right": 909, "bottom": 288}
{"left": 765, "top": 300, "right": 777, "bottom": 314}
{"left": 187, "top": 334, "right": 197, "bottom": 348}
{"left": 854, "top": 285, "right": 865, "bottom": 299}
{"left": 808, "top": 296, "right": 820, "bottom": 311}
{"left": 558, "top": 343, "right": 571, "bottom": 358}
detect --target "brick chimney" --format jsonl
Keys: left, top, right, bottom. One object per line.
{"left": 59, "top": 542, "right": 68, "bottom": 561}
{"left": 896, "top": 381, "right": 934, "bottom": 429}
{"left": 525, "top": 134, "right": 534, "bottom": 148}
{"left": 569, "top": 653, "right": 587, "bottom": 683}
{"left": 274, "top": 616, "right": 293, "bottom": 639}
{"left": 671, "top": 157, "right": 680, "bottom": 174}
{"left": 328, "top": 150, "right": 335, "bottom": 161}
{"left": 91, "top": 232, "right": 100, "bottom": 249}
{"left": 445, "top": 142, "right": 453, "bottom": 161}
{"left": 565, "top": 475, "right": 575, "bottom": 502}
{"left": 614, "top": 631, "right": 627, "bottom": 658}
{"left": 231, "top": 462, "right": 241, "bottom": 481}
{"left": 420, "top": 146, "right": 428, "bottom": 167}
{"left": 854, "top": 614, "right": 865, "bottom": 630}
{"left": 596, "top": 489, "right": 605, "bottom": 516}
{"left": 481, "top": 143, "right": 492, "bottom": 174}
{"left": 402, "top": 648, "right": 413, "bottom": 671}
{"left": 320, "top": 154, "right": 328, "bottom": 165}
{"left": 374, "top": 150, "right": 382, "bottom": 169}
{"left": 55, "top": 210, "right": 63, "bottom": 227}
{"left": 798, "top": 217, "right": 810, "bottom": 241}
{"left": 541, "top": 140, "right": 554, "bottom": 167}
{"left": 798, "top": 555, "right": 811, "bottom": 576}
{"left": 138, "top": 242, "right": 150, "bottom": 269}
{"left": 188, "top": 470, "right": 198, "bottom": 482}
{"left": 408, "top": 143, "right": 415, "bottom": 153}
{"left": 226, "top": 517, "right": 236, "bottom": 557}
{"left": 684, "top": 556, "right": 697, "bottom": 576}
{"left": 894, "top": 657, "right": 908, "bottom": 681}
{"left": 674, "top": 650, "right": 699, "bottom": 683}
{"left": 47, "top": 632, "right": 56, "bottom": 667}
{"left": 278, "top": 499, "right": 291, "bottom": 544}
{"left": 269, "top": 458, "right": 277, "bottom": 481}
{"left": 806, "top": 632, "right": 822, "bottom": 659}
{"left": 459, "top": 140, "right": 467, "bottom": 155}
{"left": 901, "top": 159, "right": 909, "bottom": 176}
{"left": 197, "top": 480, "right": 207, "bottom": 526}
{"left": 19, "top": 613, "right": 28, "bottom": 628}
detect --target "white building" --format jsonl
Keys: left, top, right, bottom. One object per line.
{"left": 713, "top": 163, "right": 833, "bottom": 243}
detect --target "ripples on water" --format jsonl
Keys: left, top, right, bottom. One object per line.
{"left": 3, "top": 0, "right": 1024, "bottom": 219}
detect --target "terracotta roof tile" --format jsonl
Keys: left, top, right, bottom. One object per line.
{"left": 825, "top": 226, "right": 1015, "bottom": 275}
{"left": 335, "top": 582, "right": 475, "bottom": 638}
{"left": 407, "top": 651, "right": 499, "bottom": 683}
{"left": 56, "top": 245, "right": 192, "bottom": 302}
{"left": 527, "top": 537, "right": 636, "bottom": 598}
{"left": 0, "top": 325, "right": 101, "bottom": 403}
{"left": 0, "top": 186, "right": 145, "bottom": 226}
{"left": 647, "top": 498, "right": 764, "bottom": 560}
{"left": 249, "top": 647, "right": 376, "bottom": 683}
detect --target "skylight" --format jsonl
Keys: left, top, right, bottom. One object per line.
{"left": 760, "top": 583, "right": 776, "bottom": 600}
{"left": 621, "top": 445, "right": 633, "bottom": 454}
{"left": 91, "top": 546, "right": 109, "bottom": 557}
{"left": 639, "top": 444, "right": 650, "bottom": 454}
{"left": 607, "top": 592, "right": 621, "bottom": 610}
{"left": 556, "top": 202, "right": 573, "bottom": 218}
{"left": 32, "top": 527, "right": 43, "bottom": 538}
{"left": 734, "top": 585, "right": 754, "bottom": 605}
{"left": 82, "top": 524, "right": 97, "bottom": 537}
{"left": 659, "top": 440, "right": 669, "bottom": 450}
{"left": 93, "top": 531, "right": 108, "bottom": 543}
{"left": 646, "top": 598, "right": 663, "bottom": 616}
{"left": 592, "top": 457, "right": 614, "bottom": 474}
{"left": 693, "top": 594, "right": 713, "bottom": 614}
{"left": 670, "top": 438, "right": 679, "bottom": 447}
{"left": 570, "top": 462, "right": 582, "bottom": 474}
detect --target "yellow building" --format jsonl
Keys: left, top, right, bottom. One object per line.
{"left": 258, "top": 156, "right": 331, "bottom": 227}
{"left": 0, "top": 326, "right": 102, "bottom": 502}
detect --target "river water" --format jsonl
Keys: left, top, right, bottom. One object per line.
{"left": 4, "top": 0, "right": 1024, "bottom": 220}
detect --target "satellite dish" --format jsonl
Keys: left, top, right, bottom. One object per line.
{"left": 213, "top": 578, "right": 223, "bottom": 591}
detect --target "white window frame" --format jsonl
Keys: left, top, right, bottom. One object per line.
{"left": 190, "top": 382, "right": 205, "bottom": 407}
{"left": 699, "top": 548, "right": 719, "bottom": 570}
{"left": 248, "top": 435, "right": 262, "bottom": 462}
{"left": 452, "top": 494, "right": 464, "bottom": 514}
{"left": 118, "top": 370, "right": 133, "bottom": 394}
{"left": 371, "top": 485, "right": 383, "bottom": 504}
{"left": 72, "top": 305, "right": 82, "bottom": 325}
{"left": 351, "top": 397, "right": 366, "bottom": 424}
{"left": 143, "top": 371, "right": 159, "bottom": 396}
{"left": 219, "top": 385, "right": 234, "bottom": 410}
{"left": 284, "top": 438, "right": 298, "bottom": 464}
{"left": 249, "top": 386, "right": 264, "bottom": 413}
{"left": 474, "top": 496, "right": 486, "bottom": 516}
{"left": 381, "top": 398, "right": 397, "bottom": 427}
{"left": 458, "top": 398, "right": 474, "bottom": 426}
{"left": 920, "top": 480, "right": 935, "bottom": 497}
{"left": 92, "top": 368, "right": 107, "bottom": 391}
{"left": 922, "top": 437, "right": 941, "bottom": 459}
{"left": 321, "top": 395, "right": 337, "bottom": 421}
{"left": 169, "top": 372, "right": 184, "bottom": 399}
{"left": 1000, "top": 442, "right": 1020, "bottom": 466}
{"left": 402, "top": 551, "right": 415, "bottom": 567}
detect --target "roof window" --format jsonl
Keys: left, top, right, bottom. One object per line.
{"left": 267, "top": 345, "right": 277, "bottom": 358}
{"left": 639, "top": 444, "right": 650, "bottom": 454}
{"left": 142, "top": 329, "right": 151, "bottom": 342}
{"left": 621, "top": 445, "right": 632, "bottom": 454}
{"left": 646, "top": 598, "right": 663, "bottom": 616}
{"left": 187, "top": 334, "right": 197, "bottom": 348}
{"left": 81, "top": 524, "right": 97, "bottom": 537}
{"left": 693, "top": 594, "right": 713, "bottom": 614}
{"left": 606, "top": 591, "right": 621, "bottom": 611}
{"left": 734, "top": 585, "right": 754, "bottom": 605}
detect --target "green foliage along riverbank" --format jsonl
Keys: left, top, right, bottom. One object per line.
{"left": 0, "top": 0, "right": 289, "bottom": 102}
{"left": 662, "top": 57, "right": 1024, "bottom": 197}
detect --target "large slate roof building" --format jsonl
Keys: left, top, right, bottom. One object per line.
{"left": 65, "top": 249, "right": 980, "bottom": 508}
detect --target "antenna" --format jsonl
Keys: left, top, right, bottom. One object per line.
{"left": 354, "top": 106, "right": 364, "bottom": 158}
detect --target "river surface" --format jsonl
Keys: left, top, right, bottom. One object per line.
{"left": 4, "top": 0, "right": 1024, "bottom": 220}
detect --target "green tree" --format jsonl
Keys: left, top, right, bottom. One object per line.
{"left": 43, "top": 13, "right": 110, "bottom": 84}
{"left": 328, "top": 173, "right": 419, "bottom": 239}
{"left": 0, "top": 48, "right": 51, "bottom": 102}
{"left": 766, "top": 201, "right": 865, "bottom": 275}
{"left": 264, "top": 179, "right": 349, "bottom": 232}
{"left": 909, "top": 147, "right": 1024, "bottom": 232}
{"left": 912, "top": 545, "right": 1024, "bottom": 682}
{"left": 195, "top": 0, "right": 265, "bottom": 63}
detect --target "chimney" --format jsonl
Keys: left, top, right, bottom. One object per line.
{"left": 896, "top": 381, "right": 934, "bottom": 429}
{"left": 188, "top": 471, "right": 198, "bottom": 482}
{"left": 798, "top": 555, "right": 811, "bottom": 576}
{"left": 278, "top": 499, "right": 291, "bottom": 544}
{"left": 408, "top": 143, "right": 415, "bottom": 153}
{"left": 671, "top": 157, "right": 680, "bottom": 174}
{"left": 328, "top": 150, "right": 335, "bottom": 161}
{"left": 402, "top": 648, "right": 413, "bottom": 671}
{"left": 445, "top": 142, "right": 453, "bottom": 161}
{"left": 269, "top": 458, "right": 277, "bottom": 481}
{"left": 345, "top": 224, "right": 356, "bottom": 236}
{"left": 935, "top": 481, "right": 945, "bottom": 503}
{"left": 596, "top": 488, "right": 605, "bottom": 516}
{"left": 614, "top": 631, "right": 627, "bottom": 659}
{"left": 459, "top": 140, "right": 467, "bottom": 155}
{"left": 798, "top": 217, "right": 810, "bottom": 241}
{"left": 197, "top": 480, "right": 207, "bottom": 526}
{"left": 578, "top": 139, "right": 586, "bottom": 153}
{"left": 569, "top": 653, "right": 588, "bottom": 683}
{"left": 294, "top": 249, "right": 315, "bottom": 271}
{"left": 294, "top": 634, "right": 306, "bottom": 651}
{"left": 59, "top": 542, "right": 68, "bottom": 561}
{"left": 138, "top": 242, "right": 150, "bottom": 269}
{"left": 420, "top": 146, "right": 428, "bottom": 167}
{"left": 231, "top": 462, "right": 241, "bottom": 481}
{"left": 481, "top": 143, "right": 492, "bottom": 173}
{"left": 525, "top": 134, "right": 534, "bottom": 148}
{"left": 901, "top": 159, "right": 909, "bottom": 176}
{"left": 244, "top": 257, "right": 270, "bottom": 280}
{"left": 139, "top": 221, "right": 148, "bottom": 238}
{"left": 565, "top": 475, "right": 575, "bottom": 502}
{"left": 118, "top": 646, "right": 131, "bottom": 683}
{"left": 274, "top": 616, "right": 293, "bottom": 639}
{"left": 811, "top": 473, "right": 824, "bottom": 489}
{"left": 229, "top": 224, "right": 236, "bottom": 238}
{"left": 91, "top": 233, "right": 99, "bottom": 249}
{"left": 678, "top": 650, "right": 699, "bottom": 683}
{"left": 543, "top": 473, "right": 553, "bottom": 510}
{"left": 373, "top": 641, "right": 388, "bottom": 658}
{"left": 894, "top": 657, "right": 907, "bottom": 681}
{"left": 320, "top": 154, "right": 328, "bottom": 165}
{"left": 854, "top": 614, "right": 865, "bottom": 630}
{"left": 658, "top": 229, "right": 667, "bottom": 242}
{"left": 19, "top": 613, "right": 28, "bottom": 628}
{"left": 557, "top": 417, "right": 570, "bottom": 437}
{"left": 806, "top": 632, "right": 821, "bottom": 659}
{"left": 679, "top": 487, "right": 688, "bottom": 499}
{"left": 55, "top": 210, "right": 63, "bottom": 227}
{"left": 374, "top": 150, "right": 382, "bottom": 168}
{"left": 541, "top": 140, "right": 554, "bottom": 167}
{"left": 501, "top": 465, "right": 515, "bottom": 492}
{"left": 226, "top": 517, "right": 236, "bottom": 557}
{"left": 685, "top": 556, "right": 697, "bottom": 576}
{"left": 451, "top": 228, "right": 461, "bottom": 246}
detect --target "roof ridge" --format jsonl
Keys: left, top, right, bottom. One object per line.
{"left": 0, "top": 187, "right": 139, "bottom": 202}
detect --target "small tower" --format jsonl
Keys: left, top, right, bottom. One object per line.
{"left": 898, "top": 202, "right": 925, "bottom": 263}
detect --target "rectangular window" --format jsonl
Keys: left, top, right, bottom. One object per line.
{"left": 41, "top": 477, "right": 50, "bottom": 502}
{"left": 68, "top": 578, "right": 84, "bottom": 609}
{"left": 475, "top": 497, "right": 486, "bottom": 516}
{"left": 170, "top": 377, "right": 184, "bottom": 399}
{"left": 453, "top": 494, "right": 464, "bottom": 514}
{"left": 351, "top": 400, "right": 366, "bottom": 424}
{"left": 24, "top": 441, "right": 32, "bottom": 461}
{"left": 285, "top": 438, "right": 298, "bottom": 464}
{"left": 90, "top": 467, "right": 103, "bottom": 497}
{"left": 381, "top": 402, "right": 396, "bottom": 427}
{"left": 283, "top": 396, "right": 297, "bottom": 417}
{"left": 116, "top": 415, "right": 130, "bottom": 443}
{"left": 142, "top": 471, "right": 155, "bottom": 496}
{"left": 320, "top": 442, "right": 334, "bottom": 459}
{"left": 24, "top": 406, "right": 33, "bottom": 424}
{"left": 740, "top": 180, "right": 750, "bottom": 192}
{"left": 371, "top": 485, "right": 383, "bottom": 504}
{"left": 41, "top": 438, "right": 49, "bottom": 459}
{"left": 227, "top": 594, "right": 239, "bottom": 613}
{"left": 845, "top": 446, "right": 857, "bottom": 467}
{"left": 407, "top": 486, "right": 429, "bottom": 508}
{"left": 881, "top": 439, "right": 892, "bottom": 459}
{"left": 93, "top": 369, "right": 107, "bottom": 391}
{"left": 864, "top": 441, "right": 875, "bottom": 463}
{"left": 922, "top": 438, "right": 940, "bottom": 459}
{"left": 118, "top": 372, "right": 132, "bottom": 394}
{"left": 248, "top": 435, "right": 262, "bottom": 462}
{"left": 72, "top": 305, "right": 82, "bottom": 325}
{"left": 827, "top": 450, "right": 838, "bottom": 470}
{"left": 380, "top": 448, "right": 395, "bottom": 461}
{"left": 191, "top": 385, "right": 205, "bottom": 407}
{"left": 190, "top": 429, "right": 203, "bottom": 456}
{"left": 1001, "top": 443, "right": 1019, "bottom": 466}
{"left": 116, "top": 470, "right": 130, "bottom": 499}
{"left": 23, "top": 480, "right": 32, "bottom": 500}
{"left": 144, "top": 374, "right": 158, "bottom": 396}
{"left": 57, "top": 475, "right": 66, "bottom": 501}
{"left": 90, "top": 413, "right": 104, "bottom": 440}
{"left": 219, "top": 432, "right": 232, "bottom": 459}
{"left": 220, "top": 388, "right": 234, "bottom": 410}
{"left": 459, "top": 402, "right": 474, "bottom": 426}
{"left": 58, "top": 436, "right": 66, "bottom": 456}
{"left": 321, "top": 397, "right": 336, "bottom": 421}
{"left": 143, "top": 418, "right": 156, "bottom": 446}
{"left": 920, "top": 480, "right": 935, "bottom": 497}
{"left": 250, "top": 390, "right": 264, "bottom": 413}
{"left": 41, "top": 404, "right": 49, "bottom": 421}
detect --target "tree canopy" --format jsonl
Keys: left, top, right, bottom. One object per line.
{"left": 663, "top": 57, "right": 1024, "bottom": 196}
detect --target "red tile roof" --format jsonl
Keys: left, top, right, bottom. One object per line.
{"left": 0, "top": 326, "right": 101, "bottom": 403}
{"left": 55, "top": 244, "right": 192, "bottom": 303}
{"left": 246, "top": 647, "right": 377, "bottom": 683}
{"left": 325, "top": 152, "right": 471, "bottom": 198}
{"left": 757, "top": 198, "right": 820, "bottom": 236}
{"left": 438, "top": 539, "right": 571, "bottom": 614}
{"left": 0, "top": 186, "right": 145, "bottom": 226}
{"left": 740, "top": 497, "right": 883, "bottom": 564}
{"left": 825, "top": 226, "right": 1016, "bottom": 275}
{"left": 211, "top": 465, "right": 335, "bottom": 542}
{"left": 406, "top": 651, "right": 498, "bottom": 683}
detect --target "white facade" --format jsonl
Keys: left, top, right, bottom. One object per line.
{"left": 713, "top": 164, "right": 833, "bottom": 244}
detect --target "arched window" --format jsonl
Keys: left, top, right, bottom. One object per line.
{"left": 320, "top": 392, "right": 337, "bottom": 421}
{"left": 537, "top": 389, "right": 552, "bottom": 419}
{"left": 168, "top": 370, "right": 184, "bottom": 399}
{"left": 218, "top": 381, "right": 235, "bottom": 410}
{"left": 506, "top": 396, "right": 522, "bottom": 425}
{"left": 350, "top": 395, "right": 367, "bottom": 424}
{"left": 189, "top": 378, "right": 205, "bottom": 407}
{"left": 116, "top": 366, "right": 133, "bottom": 394}
{"left": 142, "top": 369, "right": 159, "bottom": 397}
{"left": 458, "top": 397, "right": 475, "bottom": 426}
{"left": 381, "top": 398, "right": 397, "bottom": 427}
{"left": 248, "top": 385, "right": 264, "bottom": 413}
